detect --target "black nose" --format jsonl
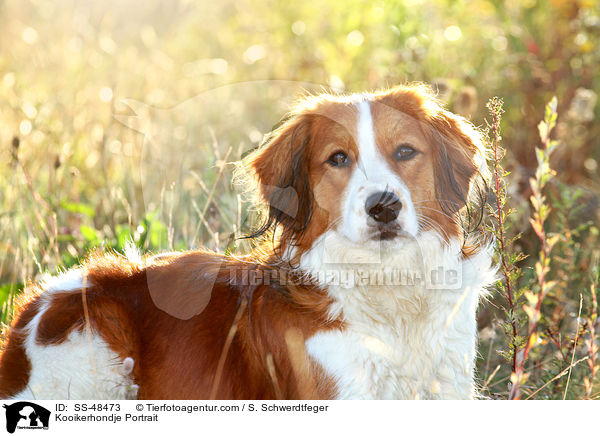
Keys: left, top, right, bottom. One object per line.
{"left": 365, "top": 191, "right": 402, "bottom": 224}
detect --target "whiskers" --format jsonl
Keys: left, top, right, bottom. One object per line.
{"left": 416, "top": 214, "right": 452, "bottom": 241}
{"left": 413, "top": 198, "right": 484, "bottom": 239}
{"left": 413, "top": 201, "right": 468, "bottom": 241}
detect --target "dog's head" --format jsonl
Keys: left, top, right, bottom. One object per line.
{"left": 244, "top": 84, "right": 488, "bottom": 260}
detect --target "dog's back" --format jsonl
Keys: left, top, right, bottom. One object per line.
{"left": 0, "top": 251, "right": 339, "bottom": 399}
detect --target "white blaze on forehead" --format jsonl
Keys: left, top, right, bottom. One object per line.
{"left": 356, "top": 99, "right": 379, "bottom": 179}
{"left": 355, "top": 99, "right": 404, "bottom": 188}
{"left": 356, "top": 99, "right": 399, "bottom": 186}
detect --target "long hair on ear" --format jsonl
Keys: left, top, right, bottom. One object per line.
{"left": 236, "top": 111, "right": 316, "bottom": 256}
{"left": 423, "top": 100, "right": 490, "bottom": 240}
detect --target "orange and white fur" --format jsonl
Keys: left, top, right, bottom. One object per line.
{"left": 0, "top": 85, "right": 496, "bottom": 400}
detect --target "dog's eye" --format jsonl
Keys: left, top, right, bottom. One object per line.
{"left": 327, "top": 151, "right": 350, "bottom": 167}
{"left": 393, "top": 144, "right": 419, "bottom": 161}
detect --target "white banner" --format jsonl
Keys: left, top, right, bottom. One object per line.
{"left": 0, "top": 399, "right": 596, "bottom": 435}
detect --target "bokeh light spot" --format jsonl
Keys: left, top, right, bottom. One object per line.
{"left": 22, "top": 27, "right": 38, "bottom": 45}
{"left": 346, "top": 30, "right": 364, "bottom": 46}
{"left": 243, "top": 45, "right": 265, "bottom": 64}
{"left": 291, "top": 21, "right": 306, "bottom": 35}
{"left": 492, "top": 36, "right": 508, "bottom": 51}
{"left": 444, "top": 25, "right": 462, "bottom": 42}
{"left": 99, "top": 87, "right": 113, "bottom": 103}
{"left": 19, "top": 120, "right": 32, "bottom": 135}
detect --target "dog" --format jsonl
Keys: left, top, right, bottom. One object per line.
{"left": 0, "top": 84, "right": 496, "bottom": 400}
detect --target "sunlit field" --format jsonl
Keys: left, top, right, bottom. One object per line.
{"left": 1, "top": 0, "right": 599, "bottom": 399}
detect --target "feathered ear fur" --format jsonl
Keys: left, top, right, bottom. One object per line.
{"left": 243, "top": 111, "right": 315, "bottom": 249}
{"left": 425, "top": 107, "right": 489, "bottom": 219}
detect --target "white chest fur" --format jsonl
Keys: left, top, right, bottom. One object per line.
{"left": 300, "top": 232, "right": 497, "bottom": 400}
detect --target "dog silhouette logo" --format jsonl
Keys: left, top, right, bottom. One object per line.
{"left": 3, "top": 402, "right": 50, "bottom": 433}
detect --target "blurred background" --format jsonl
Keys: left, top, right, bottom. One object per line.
{"left": 0, "top": 0, "right": 599, "bottom": 399}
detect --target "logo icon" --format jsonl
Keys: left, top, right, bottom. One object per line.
{"left": 3, "top": 402, "right": 50, "bottom": 433}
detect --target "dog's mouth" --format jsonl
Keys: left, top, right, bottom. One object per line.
{"left": 367, "top": 224, "right": 405, "bottom": 241}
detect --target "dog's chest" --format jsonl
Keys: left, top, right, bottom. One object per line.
{"left": 305, "top": 293, "right": 478, "bottom": 399}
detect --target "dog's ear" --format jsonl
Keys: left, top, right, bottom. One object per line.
{"left": 425, "top": 107, "right": 488, "bottom": 218}
{"left": 244, "top": 112, "right": 314, "bottom": 242}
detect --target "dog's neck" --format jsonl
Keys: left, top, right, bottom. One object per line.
{"left": 297, "top": 230, "right": 497, "bottom": 399}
